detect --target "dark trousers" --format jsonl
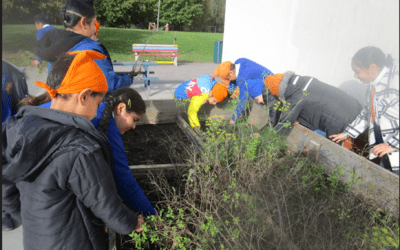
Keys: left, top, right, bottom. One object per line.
{"left": 374, "top": 122, "right": 392, "bottom": 172}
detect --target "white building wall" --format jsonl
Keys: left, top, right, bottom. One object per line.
{"left": 222, "top": 0, "right": 399, "bottom": 87}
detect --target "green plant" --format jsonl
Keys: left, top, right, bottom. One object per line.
{"left": 362, "top": 211, "right": 399, "bottom": 249}
{"left": 124, "top": 110, "right": 399, "bottom": 250}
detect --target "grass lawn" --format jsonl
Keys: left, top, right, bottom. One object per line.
{"left": 2, "top": 24, "right": 223, "bottom": 67}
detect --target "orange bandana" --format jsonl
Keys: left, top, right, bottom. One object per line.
{"left": 214, "top": 61, "right": 232, "bottom": 80}
{"left": 95, "top": 21, "right": 100, "bottom": 34}
{"left": 211, "top": 83, "right": 228, "bottom": 102}
{"left": 264, "top": 74, "right": 283, "bottom": 96}
{"left": 35, "top": 50, "right": 108, "bottom": 98}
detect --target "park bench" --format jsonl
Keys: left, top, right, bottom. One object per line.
{"left": 132, "top": 44, "right": 180, "bottom": 66}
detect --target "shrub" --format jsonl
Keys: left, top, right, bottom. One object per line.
{"left": 126, "top": 113, "right": 399, "bottom": 250}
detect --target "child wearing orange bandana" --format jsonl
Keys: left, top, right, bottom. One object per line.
{"left": 2, "top": 50, "right": 143, "bottom": 250}
{"left": 215, "top": 58, "right": 274, "bottom": 124}
{"left": 174, "top": 75, "right": 231, "bottom": 128}
{"left": 262, "top": 71, "right": 362, "bottom": 139}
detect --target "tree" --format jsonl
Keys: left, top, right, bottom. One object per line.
{"left": 95, "top": 0, "right": 158, "bottom": 28}
{"left": 2, "top": 0, "right": 63, "bottom": 24}
{"left": 95, "top": 0, "right": 134, "bottom": 28}
{"left": 204, "top": 0, "right": 226, "bottom": 32}
{"left": 159, "top": 0, "right": 204, "bottom": 31}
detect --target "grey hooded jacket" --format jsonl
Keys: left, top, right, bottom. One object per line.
{"left": 2, "top": 106, "right": 138, "bottom": 250}
{"left": 263, "top": 71, "right": 362, "bottom": 136}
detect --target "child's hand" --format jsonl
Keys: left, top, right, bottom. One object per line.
{"left": 329, "top": 133, "right": 349, "bottom": 143}
{"left": 32, "top": 60, "right": 40, "bottom": 67}
{"left": 230, "top": 87, "right": 240, "bottom": 98}
{"left": 135, "top": 215, "right": 144, "bottom": 233}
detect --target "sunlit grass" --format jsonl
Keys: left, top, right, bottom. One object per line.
{"left": 2, "top": 24, "right": 223, "bottom": 66}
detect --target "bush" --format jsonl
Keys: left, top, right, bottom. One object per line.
{"left": 125, "top": 115, "right": 399, "bottom": 250}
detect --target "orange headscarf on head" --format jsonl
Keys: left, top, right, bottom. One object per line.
{"left": 264, "top": 74, "right": 284, "bottom": 96}
{"left": 211, "top": 83, "right": 229, "bottom": 102}
{"left": 35, "top": 50, "right": 108, "bottom": 98}
{"left": 214, "top": 61, "right": 232, "bottom": 80}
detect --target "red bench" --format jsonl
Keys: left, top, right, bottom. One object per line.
{"left": 132, "top": 44, "right": 180, "bottom": 66}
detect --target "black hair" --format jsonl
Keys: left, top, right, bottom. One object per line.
{"left": 352, "top": 46, "right": 393, "bottom": 70}
{"left": 230, "top": 63, "right": 235, "bottom": 70}
{"left": 18, "top": 53, "right": 102, "bottom": 108}
{"left": 34, "top": 14, "right": 48, "bottom": 25}
{"left": 98, "top": 87, "right": 146, "bottom": 136}
{"left": 61, "top": 0, "right": 96, "bottom": 29}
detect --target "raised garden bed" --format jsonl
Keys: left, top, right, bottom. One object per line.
{"left": 109, "top": 100, "right": 399, "bottom": 250}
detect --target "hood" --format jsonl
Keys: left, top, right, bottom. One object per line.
{"left": 2, "top": 106, "right": 110, "bottom": 182}
{"left": 278, "top": 71, "right": 295, "bottom": 101}
{"left": 34, "top": 29, "right": 87, "bottom": 62}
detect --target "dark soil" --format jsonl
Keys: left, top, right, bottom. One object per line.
{"left": 122, "top": 123, "right": 192, "bottom": 165}
{"left": 118, "top": 123, "right": 192, "bottom": 250}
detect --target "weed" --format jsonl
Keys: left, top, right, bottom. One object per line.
{"left": 123, "top": 104, "right": 398, "bottom": 250}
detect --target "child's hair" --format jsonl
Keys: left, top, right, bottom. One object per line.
{"left": 230, "top": 63, "right": 235, "bottom": 70}
{"left": 98, "top": 87, "right": 146, "bottom": 136}
{"left": 34, "top": 14, "right": 48, "bottom": 24}
{"left": 352, "top": 46, "right": 393, "bottom": 70}
{"left": 18, "top": 53, "right": 102, "bottom": 108}
{"left": 61, "top": 0, "right": 96, "bottom": 29}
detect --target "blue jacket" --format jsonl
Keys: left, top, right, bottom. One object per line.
{"left": 68, "top": 38, "right": 132, "bottom": 92}
{"left": 174, "top": 75, "right": 217, "bottom": 100}
{"left": 36, "top": 25, "right": 55, "bottom": 67}
{"left": 92, "top": 103, "right": 156, "bottom": 216}
{"left": 40, "top": 102, "right": 156, "bottom": 216}
{"left": 36, "top": 29, "right": 131, "bottom": 92}
{"left": 232, "top": 58, "right": 273, "bottom": 121}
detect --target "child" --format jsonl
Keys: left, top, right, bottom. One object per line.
{"left": 2, "top": 50, "right": 143, "bottom": 250}
{"left": 214, "top": 59, "right": 274, "bottom": 124}
{"left": 35, "top": 0, "right": 132, "bottom": 92}
{"left": 93, "top": 88, "right": 157, "bottom": 215}
{"left": 174, "top": 75, "right": 229, "bottom": 128}
{"left": 262, "top": 71, "right": 362, "bottom": 138}
{"left": 32, "top": 14, "right": 55, "bottom": 68}
{"left": 29, "top": 88, "right": 157, "bottom": 217}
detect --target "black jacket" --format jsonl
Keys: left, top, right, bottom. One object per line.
{"left": 2, "top": 106, "right": 138, "bottom": 250}
{"left": 263, "top": 71, "right": 363, "bottom": 136}
{"left": 34, "top": 28, "right": 87, "bottom": 62}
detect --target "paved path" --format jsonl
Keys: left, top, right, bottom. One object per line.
{"left": 3, "top": 62, "right": 219, "bottom": 249}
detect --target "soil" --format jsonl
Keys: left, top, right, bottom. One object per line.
{"left": 118, "top": 123, "right": 192, "bottom": 250}
{"left": 122, "top": 123, "right": 192, "bottom": 165}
